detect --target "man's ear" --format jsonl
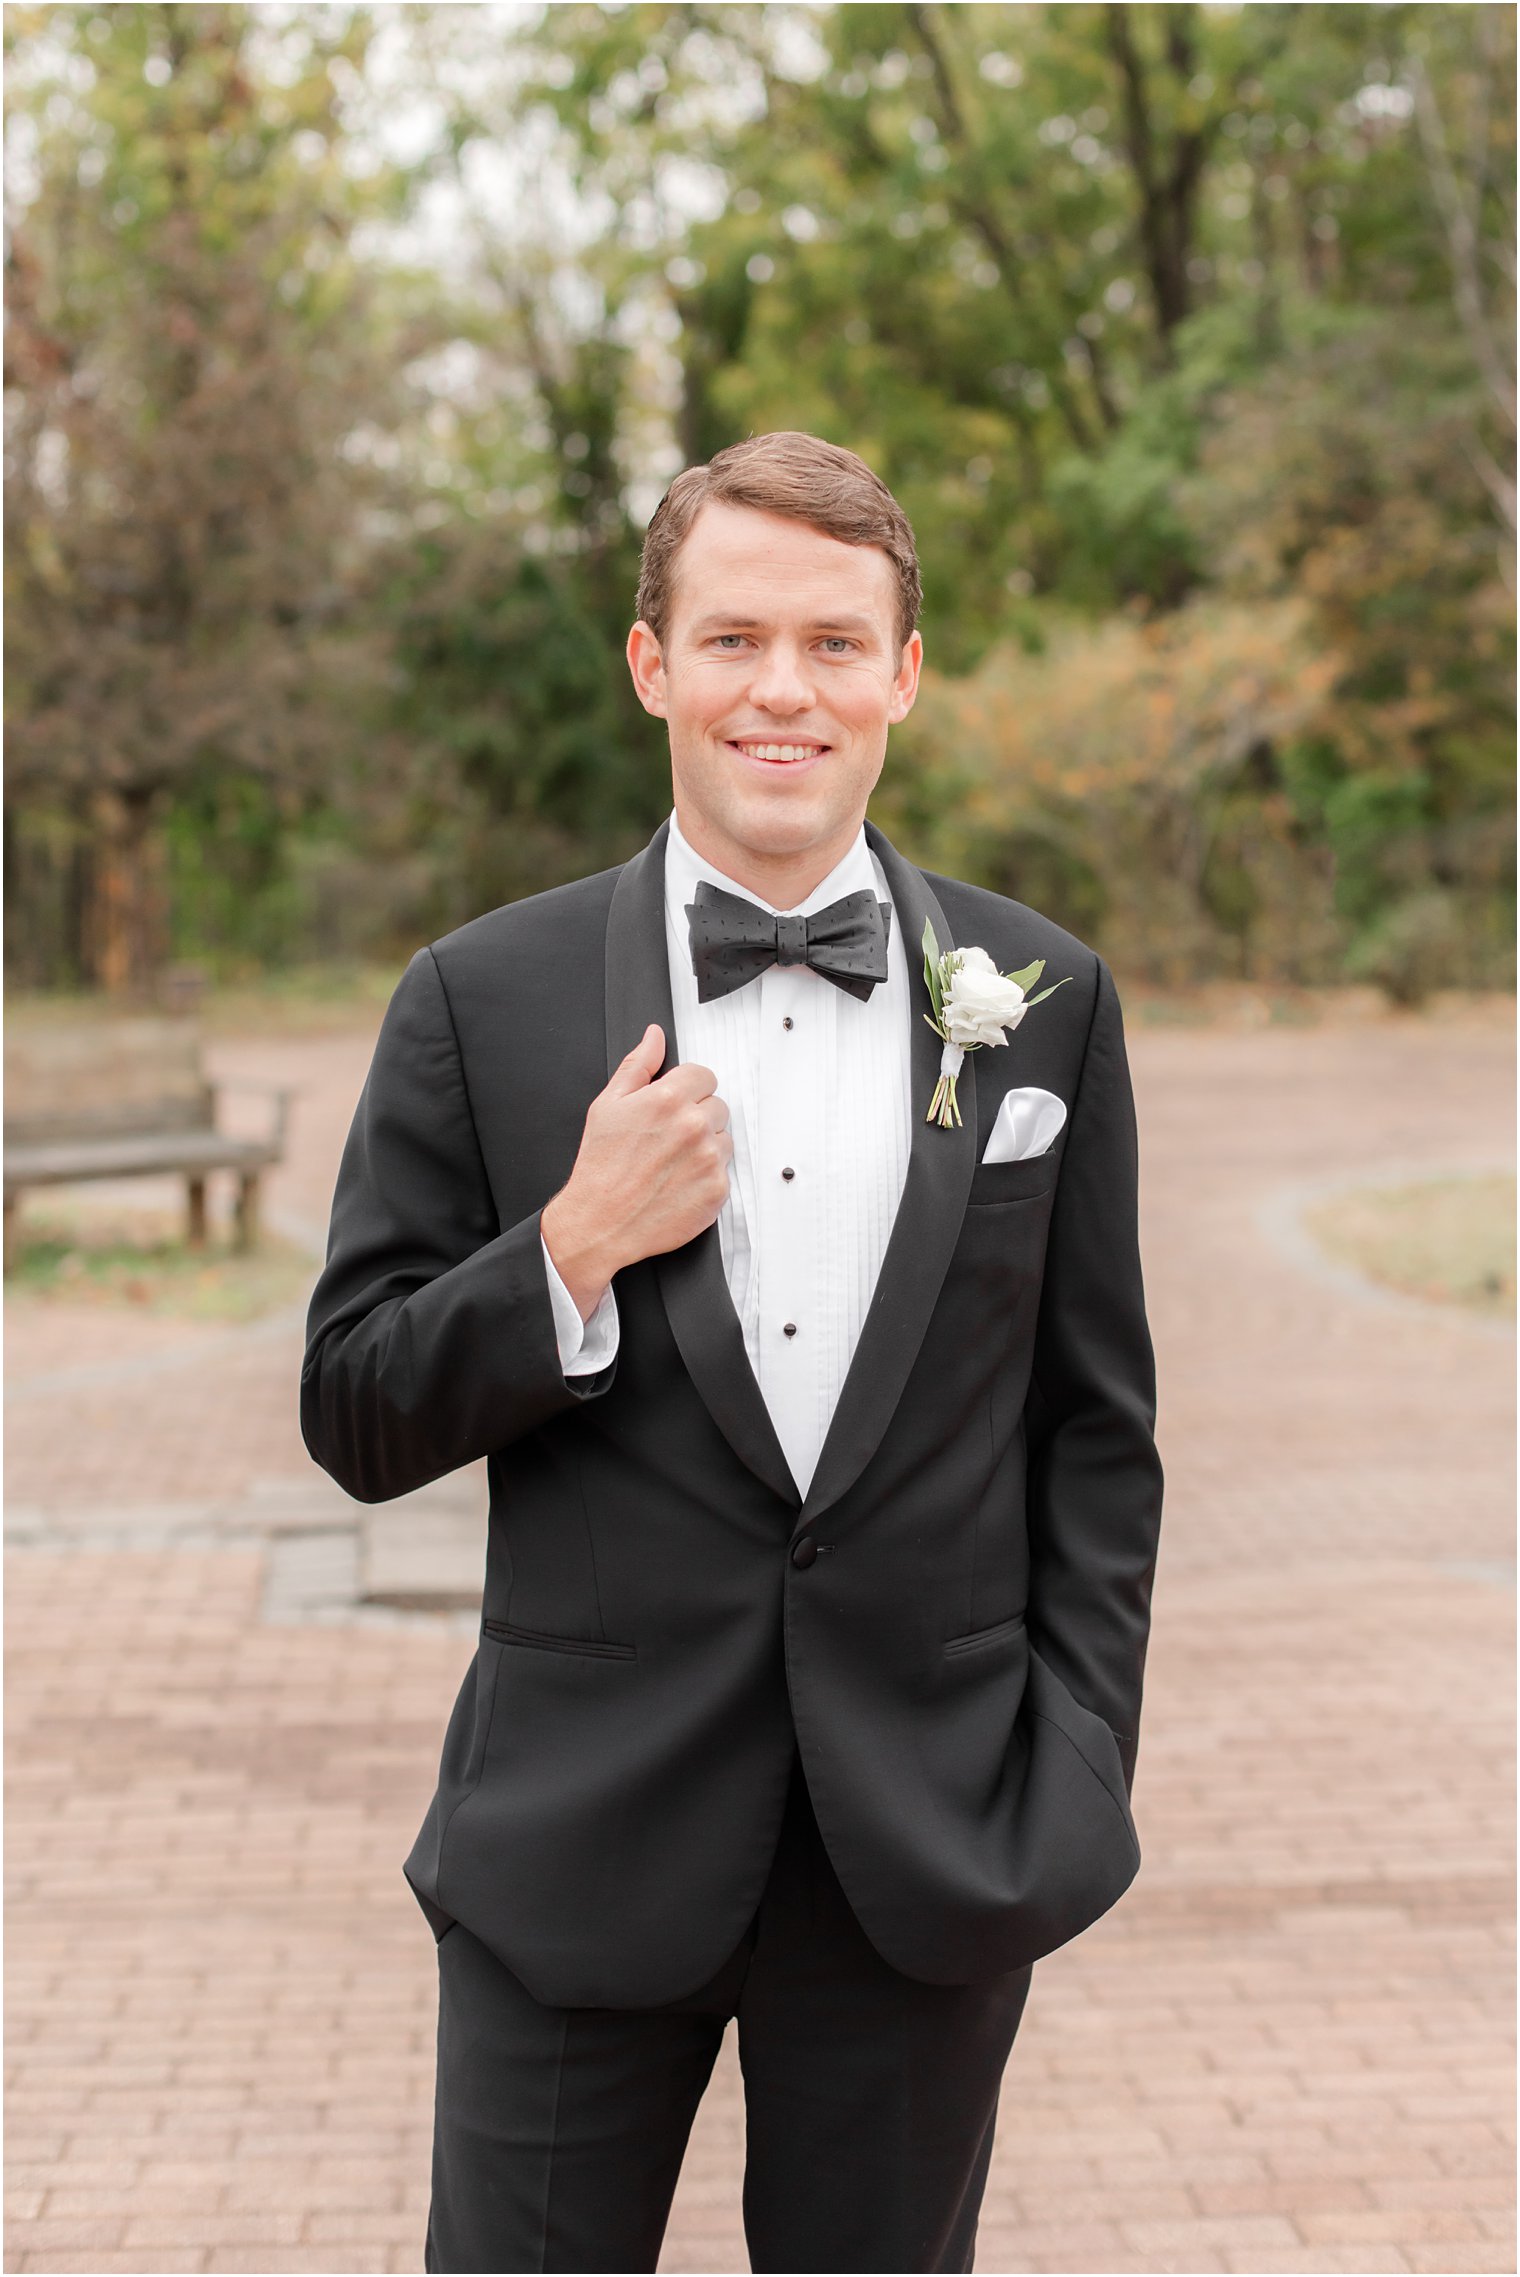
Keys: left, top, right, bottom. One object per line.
{"left": 887, "top": 629, "right": 924, "bottom": 725}
{"left": 626, "top": 621, "right": 668, "bottom": 718}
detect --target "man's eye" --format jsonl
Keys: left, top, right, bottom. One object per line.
{"left": 713, "top": 634, "right": 746, "bottom": 649}
{"left": 821, "top": 638, "right": 855, "bottom": 653}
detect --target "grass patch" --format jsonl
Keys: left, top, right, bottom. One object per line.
{"left": 8, "top": 973, "right": 1513, "bottom": 1041}
{"left": 1303, "top": 1173, "right": 1516, "bottom": 1320}
{"left": 189, "top": 961, "right": 401, "bottom": 1036}
{"left": 6, "top": 1199, "right": 315, "bottom": 1322}
{"left": 5, "top": 961, "right": 399, "bottom": 1040}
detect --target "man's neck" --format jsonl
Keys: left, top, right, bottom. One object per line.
{"left": 672, "top": 802, "right": 866, "bottom": 913}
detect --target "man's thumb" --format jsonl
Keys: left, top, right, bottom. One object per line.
{"left": 607, "top": 1022, "right": 665, "bottom": 1093}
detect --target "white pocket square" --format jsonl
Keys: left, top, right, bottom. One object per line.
{"left": 980, "top": 1085, "right": 1067, "bottom": 1165}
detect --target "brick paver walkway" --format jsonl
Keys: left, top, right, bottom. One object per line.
{"left": 5, "top": 993, "right": 1514, "bottom": 2275}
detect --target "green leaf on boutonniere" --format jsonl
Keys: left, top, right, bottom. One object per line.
{"left": 1023, "top": 976, "right": 1074, "bottom": 1006}
{"left": 921, "top": 917, "right": 944, "bottom": 1023}
{"left": 1005, "top": 958, "right": 1046, "bottom": 991}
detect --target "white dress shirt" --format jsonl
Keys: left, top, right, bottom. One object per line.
{"left": 540, "top": 805, "right": 914, "bottom": 1497}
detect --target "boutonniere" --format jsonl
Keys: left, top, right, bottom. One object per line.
{"left": 921, "top": 919, "right": 1072, "bottom": 1128}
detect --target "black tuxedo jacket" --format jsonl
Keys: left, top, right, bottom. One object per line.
{"left": 301, "top": 815, "right": 1164, "bottom": 2008}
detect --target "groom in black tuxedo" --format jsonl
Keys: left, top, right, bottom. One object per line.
{"left": 302, "top": 430, "right": 1163, "bottom": 2273}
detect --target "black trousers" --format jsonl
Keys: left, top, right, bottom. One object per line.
{"left": 424, "top": 1750, "right": 1034, "bottom": 2274}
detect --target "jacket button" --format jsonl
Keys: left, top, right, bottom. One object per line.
{"left": 791, "top": 1537, "right": 817, "bottom": 1569}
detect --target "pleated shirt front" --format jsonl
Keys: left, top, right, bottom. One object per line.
{"left": 662, "top": 805, "right": 914, "bottom": 1498}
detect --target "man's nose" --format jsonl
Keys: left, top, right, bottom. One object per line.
{"left": 747, "top": 644, "right": 815, "bottom": 713}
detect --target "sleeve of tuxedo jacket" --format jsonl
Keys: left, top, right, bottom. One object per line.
{"left": 1024, "top": 952, "right": 1164, "bottom": 1801}
{"left": 301, "top": 944, "right": 619, "bottom": 1503}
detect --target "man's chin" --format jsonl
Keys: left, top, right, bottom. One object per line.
{"left": 726, "top": 793, "right": 845, "bottom": 855}
{"left": 674, "top": 758, "right": 869, "bottom": 866}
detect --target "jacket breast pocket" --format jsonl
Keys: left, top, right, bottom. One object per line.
{"left": 966, "top": 1152, "right": 1059, "bottom": 1208}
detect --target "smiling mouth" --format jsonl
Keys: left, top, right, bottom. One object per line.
{"left": 727, "top": 739, "right": 831, "bottom": 764}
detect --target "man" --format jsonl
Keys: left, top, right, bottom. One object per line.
{"left": 301, "top": 429, "right": 1163, "bottom": 2274}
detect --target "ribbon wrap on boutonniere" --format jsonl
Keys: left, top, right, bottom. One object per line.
{"left": 921, "top": 919, "right": 1072, "bottom": 1128}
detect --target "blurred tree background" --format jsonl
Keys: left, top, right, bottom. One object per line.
{"left": 5, "top": 0, "right": 1513, "bottom": 1001}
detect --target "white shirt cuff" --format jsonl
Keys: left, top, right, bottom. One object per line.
{"left": 540, "top": 1230, "right": 620, "bottom": 1377}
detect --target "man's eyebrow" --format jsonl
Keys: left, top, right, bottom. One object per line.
{"left": 687, "top": 612, "right": 881, "bottom": 637}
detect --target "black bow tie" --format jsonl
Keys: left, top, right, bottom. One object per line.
{"left": 686, "top": 878, "right": 893, "bottom": 1004}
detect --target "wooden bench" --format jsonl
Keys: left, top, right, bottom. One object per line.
{"left": 3, "top": 1019, "right": 291, "bottom": 1270}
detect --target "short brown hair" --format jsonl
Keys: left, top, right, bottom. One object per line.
{"left": 635, "top": 430, "right": 922, "bottom": 660}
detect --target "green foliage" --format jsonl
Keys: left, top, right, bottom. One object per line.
{"left": 4, "top": 0, "right": 1513, "bottom": 997}
{"left": 4, "top": 1, "right": 407, "bottom": 984}
{"left": 880, "top": 595, "right": 1347, "bottom": 981}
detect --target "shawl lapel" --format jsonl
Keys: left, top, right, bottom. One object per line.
{"left": 604, "top": 818, "right": 795, "bottom": 1507}
{"left": 602, "top": 814, "right": 979, "bottom": 1530}
{"left": 803, "top": 818, "right": 980, "bottom": 1530}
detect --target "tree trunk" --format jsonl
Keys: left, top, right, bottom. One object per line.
{"left": 84, "top": 788, "right": 168, "bottom": 1000}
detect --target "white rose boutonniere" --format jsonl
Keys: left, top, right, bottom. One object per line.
{"left": 921, "top": 920, "right": 1072, "bottom": 1128}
